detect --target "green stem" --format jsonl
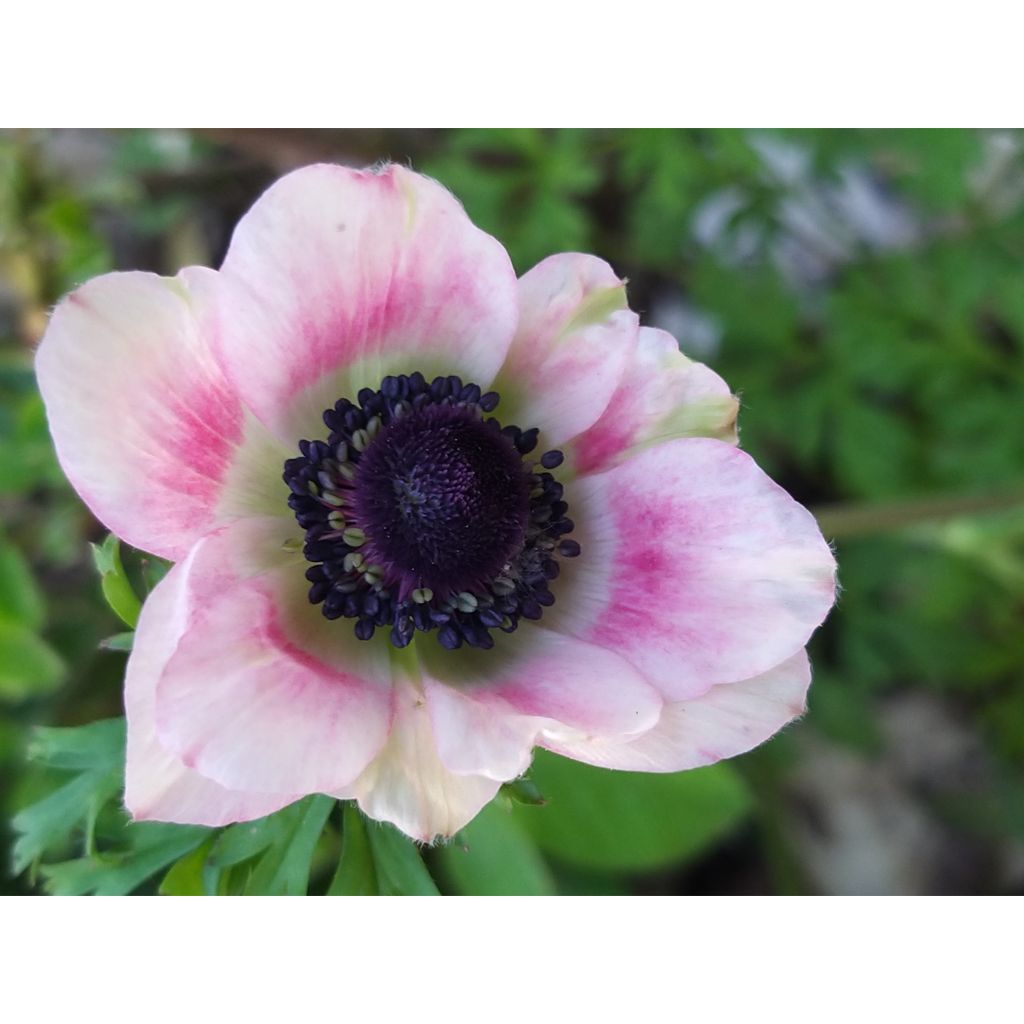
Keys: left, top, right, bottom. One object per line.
{"left": 814, "top": 486, "right": 1024, "bottom": 540}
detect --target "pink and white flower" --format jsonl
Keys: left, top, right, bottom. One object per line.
{"left": 35, "top": 164, "right": 836, "bottom": 841}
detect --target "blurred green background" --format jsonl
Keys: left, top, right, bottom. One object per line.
{"left": 2, "top": 128, "right": 1023, "bottom": 895}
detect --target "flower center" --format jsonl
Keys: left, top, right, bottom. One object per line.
{"left": 283, "top": 373, "right": 580, "bottom": 650}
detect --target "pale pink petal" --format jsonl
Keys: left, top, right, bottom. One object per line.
{"left": 553, "top": 438, "right": 836, "bottom": 700}
{"left": 153, "top": 519, "right": 393, "bottom": 795}
{"left": 125, "top": 546, "right": 301, "bottom": 826}
{"left": 421, "top": 627, "right": 662, "bottom": 780}
{"left": 568, "top": 327, "right": 739, "bottom": 476}
{"left": 35, "top": 269, "right": 252, "bottom": 560}
{"left": 212, "top": 163, "right": 519, "bottom": 443}
{"left": 336, "top": 682, "right": 501, "bottom": 843}
{"left": 494, "top": 253, "right": 638, "bottom": 446}
{"left": 544, "top": 651, "right": 812, "bottom": 771}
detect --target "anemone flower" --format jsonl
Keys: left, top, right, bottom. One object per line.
{"left": 35, "top": 164, "right": 836, "bottom": 841}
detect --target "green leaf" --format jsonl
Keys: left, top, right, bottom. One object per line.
{"left": 435, "top": 800, "right": 556, "bottom": 895}
{"left": 243, "top": 796, "right": 334, "bottom": 896}
{"left": 91, "top": 534, "right": 141, "bottom": 628}
{"left": 27, "top": 717, "right": 125, "bottom": 771}
{"left": 159, "top": 838, "right": 214, "bottom": 895}
{"left": 502, "top": 776, "right": 546, "bottom": 806}
{"left": 365, "top": 822, "right": 440, "bottom": 896}
{"left": 206, "top": 812, "right": 286, "bottom": 871}
{"left": 327, "top": 802, "right": 378, "bottom": 895}
{"left": 41, "top": 823, "right": 209, "bottom": 896}
{"left": 514, "top": 750, "right": 753, "bottom": 873}
{"left": 100, "top": 631, "right": 134, "bottom": 652}
{"left": 11, "top": 765, "right": 121, "bottom": 874}
{"left": 0, "top": 618, "right": 65, "bottom": 701}
{"left": 11, "top": 719, "right": 127, "bottom": 873}
{"left": 0, "top": 531, "right": 45, "bottom": 629}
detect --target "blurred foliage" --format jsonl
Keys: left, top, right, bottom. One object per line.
{"left": 2, "top": 129, "right": 1024, "bottom": 895}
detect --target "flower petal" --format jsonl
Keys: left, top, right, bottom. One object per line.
{"left": 35, "top": 269, "right": 254, "bottom": 560}
{"left": 553, "top": 438, "right": 836, "bottom": 699}
{"left": 154, "top": 520, "right": 394, "bottom": 795}
{"left": 337, "top": 681, "right": 501, "bottom": 843}
{"left": 212, "top": 163, "right": 519, "bottom": 443}
{"left": 421, "top": 626, "right": 663, "bottom": 780}
{"left": 543, "top": 651, "right": 812, "bottom": 771}
{"left": 494, "top": 253, "right": 638, "bottom": 446}
{"left": 125, "top": 546, "right": 301, "bottom": 826}
{"left": 567, "top": 327, "right": 739, "bottom": 476}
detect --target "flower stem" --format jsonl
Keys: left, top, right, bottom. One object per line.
{"left": 813, "top": 485, "right": 1024, "bottom": 540}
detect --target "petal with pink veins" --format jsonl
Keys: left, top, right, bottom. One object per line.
{"left": 212, "top": 164, "right": 520, "bottom": 444}
{"left": 153, "top": 519, "right": 394, "bottom": 796}
{"left": 543, "top": 650, "right": 811, "bottom": 771}
{"left": 34, "top": 269, "right": 265, "bottom": 561}
{"left": 568, "top": 326, "right": 739, "bottom": 476}
{"left": 553, "top": 438, "right": 836, "bottom": 700}
{"left": 421, "top": 626, "right": 663, "bottom": 780}
{"left": 125, "top": 544, "right": 302, "bottom": 826}
{"left": 494, "top": 253, "right": 638, "bottom": 447}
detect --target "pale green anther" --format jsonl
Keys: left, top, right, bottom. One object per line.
{"left": 455, "top": 592, "right": 478, "bottom": 613}
{"left": 492, "top": 576, "right": 516, "bottom": 595}
{"left": 321, "top": 491, "right": 345, "bottom": 507}
{"left": 363, "top": 570, "right": 382, "bottom": 586}
{"left": 352, "top": 428, "right": 370, "bottom": 452}
{"left": 337, "top": 462, "right": 356, "bottom": 481}
{"left": 411, "top": 587, "right": 434, "bottom": 604}
{"left": 392, "top": 401, "right": 408, "bottom": 419}
{"left": 307, "top": 480, "right": 320, "bottom": 496}
{"left": 342, "top": 527, "right": 366, "bottom": 547}
{"left": 441, "top": 596, "right": 457, "bottom": 612}
{"left": 318, "top": 471, "right": 336, "bottom": 490}
{"left": 366, "top": 415, "right": 382, "bottom": 438}
{"left": 530, "top": 485, "right": 544, "bottom": 498}
{"left": 343, "top": 551, "right": 365, "bottom": 572}
{"left": 500, "top": 615, "right": 513, "bottom": 630}
{"left": 335, "top": 441, "right": 349, "bottom": 463}
{"left": 328, "top": 510, "right": 346, "bottom": 528}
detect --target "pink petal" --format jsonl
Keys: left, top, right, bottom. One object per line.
{"left": 125, "top": 545, "right": 301, "bottom": 826}
{"left": 568, "top": 327, "right": 739, "bottom": 476}
{"left": 555, "top": 438, "right": 836, "bottom": 700}
{"left": 35, "top": 269, "right": 251, "bottom": 561}
{"left": 212, "top": 163, "right": 519, "bottom": 443}
{"left": 421, "top": 626, "right": 663, "bottom": 780}
{"left": 154, "top": 520, "right": 393, "bottom": 795}
{"left": 544, "top": 651, "right": 812, "bottom": 770}
{"left": 336, "top": 682, "right": 501, "bottom": 843}
{"left": 494, "top": 253, "right": 638, "bottom": 446}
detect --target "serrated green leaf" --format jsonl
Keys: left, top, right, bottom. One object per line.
{"left": 11, "top": 766, "right": 121, "bottom": 874}
{"left": 327, "top": 802, "right": 378, "bottom": 895}
{"left": 515, "top": 750, "right": 753, "bottom": 873}
{"left": 27, "top": 718, "right": 126, "bottom": 771}
{"left": 243, "top": 796, "right": 334, "bottom": 896}
{"left": 365, "top": 822, "right": 440, "bottom": 896}
{"left": 435, "top": 800, "right": 555, "bottom": 896}
{"left": 42, "top": 823, "right": 208, "bottom": 896}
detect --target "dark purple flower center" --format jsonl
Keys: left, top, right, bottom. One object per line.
{"left": 283, "top": 372, "right": 580, "bottom": 651}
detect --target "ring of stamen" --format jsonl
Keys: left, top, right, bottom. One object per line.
{"left": 282, "top": 372, "right": 580, "bottom": 651}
